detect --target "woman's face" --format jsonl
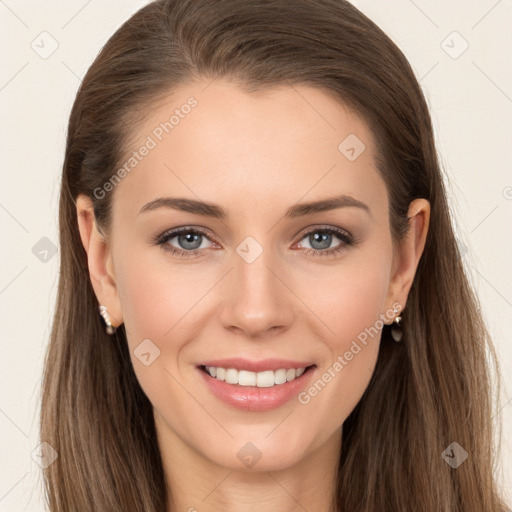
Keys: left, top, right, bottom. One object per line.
{"left": 90, "top": 79, "right": 420, "bottom": 472}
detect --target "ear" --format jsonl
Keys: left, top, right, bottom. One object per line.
{"left": 384, "top": 198, "right": 430, "bottom": 320}
{"left": 76, "top": 194, "right": 123, "bottom": 328}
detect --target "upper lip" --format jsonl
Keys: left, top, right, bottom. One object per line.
{"left": 198, "top": 358, "right": 316, "bottom": 373}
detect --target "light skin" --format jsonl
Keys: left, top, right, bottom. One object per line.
{"left": 76, "top": 79, "right": 430, "bottom": 512}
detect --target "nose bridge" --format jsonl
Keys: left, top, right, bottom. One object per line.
{"left": 219, "top": 233, "right": 294, "bottom": 336}
{"left": 235, "top": 235, "right": 275, "bottom": 293}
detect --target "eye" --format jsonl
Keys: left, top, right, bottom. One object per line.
{"left": 294, "top": 226, "right": 353, "bottom": 257}
{"left": 153, "top": 225, "right": 354, "bottom": 258}
{"left": 154, "top": 227, "right": 217, "bottom": 258}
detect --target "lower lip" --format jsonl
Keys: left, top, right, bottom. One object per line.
{"left": 197, "top": 365, "right": 317, "bottom": 412}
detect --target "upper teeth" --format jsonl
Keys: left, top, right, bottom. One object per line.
{"left": 205, "top": 366, "right": 307, "bottom": 387}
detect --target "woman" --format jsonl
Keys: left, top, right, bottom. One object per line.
{"left": 40, "top": 0, "right": 508, "bottom": 510}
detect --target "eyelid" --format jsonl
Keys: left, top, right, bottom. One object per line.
{"left": 152, "top": 225, "right": 217, "bottom": 245}
{"left": 294, "top": 224, "right": 353, "bottom": 242}
{"left": 154, "top": 224, "right": 353, "bottom": 244}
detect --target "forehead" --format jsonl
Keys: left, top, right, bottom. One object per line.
{"left": 111, "top": 79, "right": 387, "bottom": 222}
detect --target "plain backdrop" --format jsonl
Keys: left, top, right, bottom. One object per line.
{"left": 0, "top": 0, "right": 511, "bottom": 509}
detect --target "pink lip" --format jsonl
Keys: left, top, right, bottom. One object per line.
{"left": 197, "top": 364, "right": 317, "bottom": 412}
{"left": 198, "top": 357, "right": 315, "bottom": 372}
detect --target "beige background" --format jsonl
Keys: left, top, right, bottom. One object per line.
{"left": 0, "top": 0, "right": 510, "bottom": 509}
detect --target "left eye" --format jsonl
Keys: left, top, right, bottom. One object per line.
{"left": 297, "top": 228, "right": 350, "bottom": 252}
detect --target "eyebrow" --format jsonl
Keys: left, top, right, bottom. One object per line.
{"left": 138, "top": 194, "right": 371, "bottom": 219}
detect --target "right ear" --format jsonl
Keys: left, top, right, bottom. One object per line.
{"left": 76, "top": 194, "right": 123, "bottom": 328}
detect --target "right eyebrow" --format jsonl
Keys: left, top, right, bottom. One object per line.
{"left": 138, "top": 197, "right": 227, "bottom": 218}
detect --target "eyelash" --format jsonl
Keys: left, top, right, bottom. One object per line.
{"left": 152, "top": 225, "right": 355, "bottom": 259}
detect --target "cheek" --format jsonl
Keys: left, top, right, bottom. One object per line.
{"left": 113, "top": 246, "right": 219, "bottom": 398}
{"left": 115, "top": 228, "right": 392, "bottom": 377}
{"left": 113, "top": 249, "right": 198, "bottom": 409}
{"left": 296, "top": 243, "right": 393, "bottom": 349}
{"left": 115, "top": 247, "right": 192, "bottom": 341}
{"left": 115, "top": 231, "right": 393, "bottom": 359}
{"left": 293, "top": 243, "right": 393, "bottom": 424}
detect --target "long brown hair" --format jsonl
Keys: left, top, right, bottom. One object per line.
{"left": 40, "top": 0, "right": 508, "bottom": 510}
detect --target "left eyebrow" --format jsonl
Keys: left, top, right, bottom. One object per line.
{"left": 283, "top": 194, "right": 371, "bottom": 218}
{"left": 137, "top": 194, "right": 371, "bottom": 219}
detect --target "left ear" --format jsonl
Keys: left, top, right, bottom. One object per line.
{"left": 384, "top": 198, "right": 430, "bottom": 318}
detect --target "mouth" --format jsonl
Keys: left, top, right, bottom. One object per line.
{"left": 197, "top": 362, "right": 317, "bottom": 412}
{"left": 198, "top": 364, "right": 317, "bottom": 388}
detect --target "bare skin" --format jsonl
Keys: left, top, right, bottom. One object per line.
{"left": 77, "top": 78, "right": 430, "bottom": 512}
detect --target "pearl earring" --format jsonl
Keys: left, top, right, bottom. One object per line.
{"left": 390, "top": 306, "right": 403, "bottom": 342}
{"left": 98, "top": 305, "right": 116, "bottom": 335}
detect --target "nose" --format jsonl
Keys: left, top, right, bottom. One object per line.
{"left": 219, "top": 243, "right": 295, "bottom": 339}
